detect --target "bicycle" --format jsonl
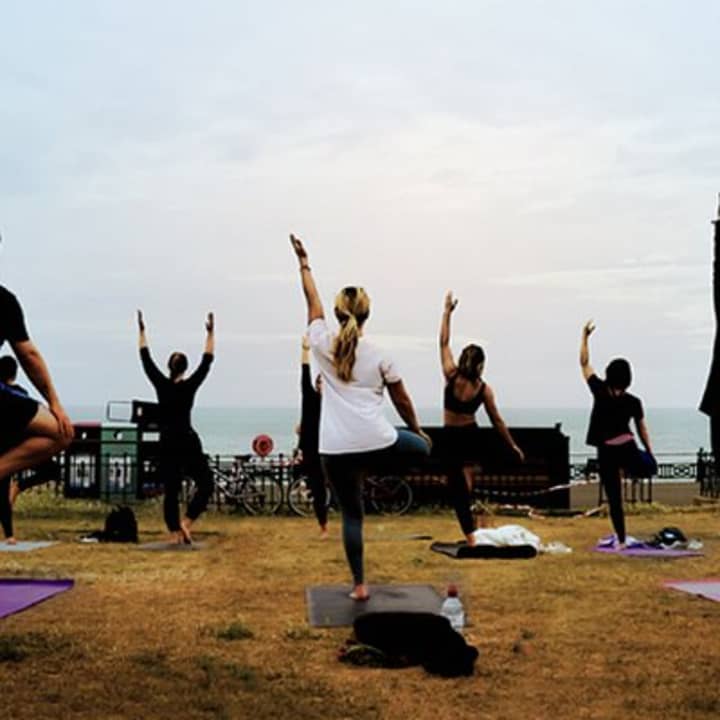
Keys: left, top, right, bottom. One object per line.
{"left": 210, "top": 455, "right": 285, "bottom": 515}
{"left": 286, "top": 470, "right": 413, "bottom": 517}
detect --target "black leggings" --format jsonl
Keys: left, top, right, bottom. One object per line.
{"left": 598, "top": 441, "right": 644, "bottom": 544}
{"left": 446, "top": 464, "right": 475, "bottom": 536}
{"left": 160, "top": 431, "right": 214, "bottom": 532}
{"left": 0, "top": 461, "right": 60, "bottom": 538}
{"left": 321, "top": 453, "right": 366, "bottom": 584}
{"left": 303, "top": 457, "right": 328, "bottom": 528}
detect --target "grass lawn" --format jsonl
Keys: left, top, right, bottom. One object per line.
{"left": 1, "top": 494, "right": 719, "bottom": 720}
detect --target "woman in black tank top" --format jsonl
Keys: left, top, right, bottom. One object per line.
{"left": 439, "top": 292, "right": 524, "bottom": 545}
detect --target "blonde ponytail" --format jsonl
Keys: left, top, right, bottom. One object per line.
{"left": 332, "top": 287, "right": 370, "bottom": 382}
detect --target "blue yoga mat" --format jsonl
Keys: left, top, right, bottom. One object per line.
{"left": 0, "top": 541, "right": 57, "bottom": 553}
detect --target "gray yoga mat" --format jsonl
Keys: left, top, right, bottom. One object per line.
{"left": 431, "top": 541, "right": 538, "bottom": 559}
{"left": 0, "top": 541, "right": 57, "bottom": 553}
{"left": 137, "top": 541, "right": 205, "bottom": 552}
{"left": 306, "top": 584, "right": 443, "bottom": 628}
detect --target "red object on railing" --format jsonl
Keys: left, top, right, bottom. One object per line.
{"left": 252, "top": 434, "right": 274, "bottom": 457}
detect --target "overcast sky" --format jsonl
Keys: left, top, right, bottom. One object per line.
{"left": 1, "top": 0, "right": 719, "bottom": 409}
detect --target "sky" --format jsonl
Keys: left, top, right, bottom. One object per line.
{"left": 1, "top": 0, "right": 719, "bottom": 410}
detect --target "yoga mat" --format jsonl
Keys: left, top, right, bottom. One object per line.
{"left": 306, "top": 584, "right": 443, "bottom": 628}
{"left": 594, "top": 545, "right": 703, "bottom": 558}
{"left": 664, "top": 580, "right": 720, "bottom": 603}
{"left": 0, "top": 579, "right": 74, "bottom": 619}
{"left": 137, "top": 541, "right": 205, "bottom": 552}
{"left": 0, "top": 541, "right": 57, "bottom": 553}
{"left": 431, "top": 541, "right": 538, "bottom": 559}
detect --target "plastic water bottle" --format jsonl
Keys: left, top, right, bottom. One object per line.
{"left": 440, "top": 583, "right": 465, "bottom": 632}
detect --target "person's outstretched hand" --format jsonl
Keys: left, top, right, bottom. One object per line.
{"left": 137, "top": 310, "right": 145, "bottom": 332}
{"left": 583, "top": 320, "right": 595, "bottom": 338}
{"left": 290, "top": 234, "right": 309, "bottom": 264}
{"left": 206, "top": 312, "right": 214, "bottom": 333}
{"left": 445, "top": 291, "right": 458, "bottom": 314}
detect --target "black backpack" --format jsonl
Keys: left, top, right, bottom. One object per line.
{"left": 349, "top": 612, "right": 479, "bottom": 677}
{"left": 102, "top": 505, "right": 138, "bottom": 543}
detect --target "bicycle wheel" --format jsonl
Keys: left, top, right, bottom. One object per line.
{"left": 213, "top": 471, "right": 244, "bottom": 512}
{"left": 239, "top": 473, "right": 284, "bottom": 516}
{"left": 367, "top": 475, "right": 413, "bottom": 515}
{"left": 287, "top": 475, "right": 331, "bottom": 517}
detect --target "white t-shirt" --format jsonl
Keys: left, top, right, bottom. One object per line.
{"left": 308, "top": 318, "right": 400, "bottom": 454}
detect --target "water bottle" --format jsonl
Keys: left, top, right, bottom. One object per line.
{"left": 440, "top": 583, "right": 465, "bottom": 632}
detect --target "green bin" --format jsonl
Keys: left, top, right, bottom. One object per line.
{"left": 100, "top": 426, "right": 139, "bottom": 501}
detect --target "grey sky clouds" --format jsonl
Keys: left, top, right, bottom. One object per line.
{"left": 1, "top": 1, "right": 719, "bottom": 410}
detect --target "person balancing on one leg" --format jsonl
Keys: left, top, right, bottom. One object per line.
{"left": 297, "top": 334, "right": 328, "bottom": 538}
{"left": 580, "top": 320, "right": 656, "bottom": 548}
{"left": 0, "top": 279, "right": 73, "bottom": 544}
{"left": 137, "top": 310, "right": 215, "bottom": 544}
{"left": 290, "top": 233, "right": 431, "bottom": 601}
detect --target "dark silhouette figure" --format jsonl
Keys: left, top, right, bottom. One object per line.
{"left": 699, "top": 195, "right": 720, "bottom": 458}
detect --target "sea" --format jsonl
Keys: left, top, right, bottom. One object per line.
{"left": 68, "top": 404, "right": 710, "bottom": 463}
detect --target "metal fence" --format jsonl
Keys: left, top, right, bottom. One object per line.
{"left": 19, "top": 446, "right": 719, "bottom": 511}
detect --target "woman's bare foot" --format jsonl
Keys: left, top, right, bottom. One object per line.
{"left": 319, "top": 524, "right": 328, "bottom": 540}
{"left": 168, "top": 531, "right": 184, "bottom": 544}
{"left": 9, "top": 479, "right": 20, "bottom": 506}
{"left": 180, "top": 518, "right": 193, "bottom": 544}
{"left": 5, "top": 536, "right": 17, "bottom": 546}
{"left": 350, "top": 584, "right": 369, "bottom": 601}
{"left": 465, "top": 533, "right": 477, "bottom": 547}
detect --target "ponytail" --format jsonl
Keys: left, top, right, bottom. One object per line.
{"left": 333, "top": 313, "right": 360, "bottom": 382}
{"left": 332, "top": 287, "right": 370, "bottom": 382}
{"left": 457, "top": 345, "right": 485, "bottom": 382}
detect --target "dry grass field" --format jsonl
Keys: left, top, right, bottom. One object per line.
{"left": 1, "top": 494, "right": 719, "bottom": 720}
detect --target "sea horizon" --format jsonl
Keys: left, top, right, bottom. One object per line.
{"left": 66, "top": 404, "right": 711, "bottom": 459}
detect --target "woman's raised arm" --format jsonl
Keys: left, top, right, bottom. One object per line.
{"left": 290, "top": 234, "right": 324, "bottom": 324}
{"left": 439, "top": 291, "right": 458, "bottom": 380}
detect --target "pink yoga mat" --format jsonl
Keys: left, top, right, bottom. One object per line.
{"left": 595, "top": 545, "right": 703, "bottom": 558}
{"left": 664, "top": 580, "right": 720, "bottom": 603}
{"left": 0, "top": 579, "right": 74, "bottom": 619}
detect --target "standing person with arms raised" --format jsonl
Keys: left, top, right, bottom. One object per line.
{"left": 580, "top": 321, "right": 656, "bottom": 548}
{"left": 138, "top": 310, "right": 215, "bottom": 544}
{"left": 0, "top": 277, "right": 73, "bottom": 544}
{"left": 439, "top": 291, "right": 524, "bottom": 544}
{"left": 296, "top": 334, "right": 329, "bottom": 538}
{"left": 700, "top": 194, "right": 720, "bottom": 459}
{"left": 290, "top": 234, "right": 431, "bottom": 601}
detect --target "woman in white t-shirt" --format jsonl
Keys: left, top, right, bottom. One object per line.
{"left": 291, "top": 234, "right": 431, "bottom": 601}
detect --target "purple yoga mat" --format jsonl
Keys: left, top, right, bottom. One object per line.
{"left": 594, "top": 545, "right": 703, "bottom": 558}
{"left": 0, "top": 579, "right": 74, "bottom": 619}
{"left": 664, "top": 580, "right": 720, "bottom": 602}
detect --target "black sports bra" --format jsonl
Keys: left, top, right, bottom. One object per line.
{"left": 444, "top": 374, "right": 486, "bottom": 415}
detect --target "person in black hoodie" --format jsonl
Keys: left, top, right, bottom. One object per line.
{"left": 580, "top": 321, "right": 655, "bottom": 547}
{"left": 138, "top": 310, "right": 214, "bottom": 544}
{"left": 699, "top": 195, "right": 720, "bottom": 458}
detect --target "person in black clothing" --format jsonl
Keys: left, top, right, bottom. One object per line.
{"left": 439, "top": 291, "right": 524, "bottom": 544}
{"left": 138, "top": 309, "right": 215, "bottom": 544}
{"left": 296, "top": 334, "right": 328, "bottom": 537}
{"left": 580, "top": 320, "right": 655, "bottom": 547}
{"left": 699, "top": 195, "right": 720, "bottom": 458}
{"left": 0, "top": 285, "right": 73, "bottom": 544}
{"left": 1, "top": 354, "right": 61, "bottom": 509}
{"left": 0, "top": 355, "right": 26, "bottom": 393}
